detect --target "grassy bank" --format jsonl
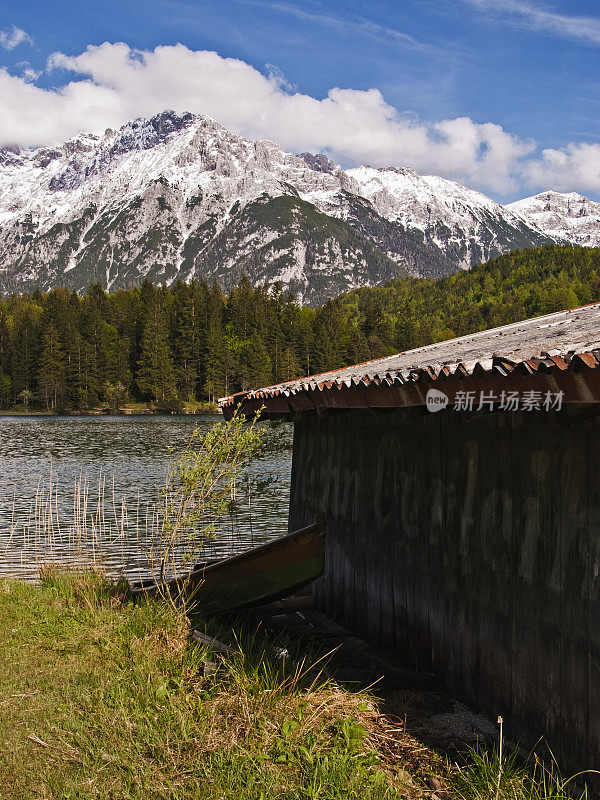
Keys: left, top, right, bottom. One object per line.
{"left": 0, "top": 571, "right": 417, "bottom": 799}
{"left": 0, "top": 571, "right": 589, "bottom": 799}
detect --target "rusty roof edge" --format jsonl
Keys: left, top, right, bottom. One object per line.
{"left": 219, "top": 348, "right": 600, "bottom": 412}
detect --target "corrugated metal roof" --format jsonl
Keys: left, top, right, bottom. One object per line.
{"left": 220, "top": 303, "right": 600, "bottom": 415}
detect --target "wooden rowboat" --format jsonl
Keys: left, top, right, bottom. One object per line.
{"left": 130, "top": 518, "right": 325, "bottom": 611}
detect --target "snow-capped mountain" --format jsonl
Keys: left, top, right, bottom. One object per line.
{"left": 345, "top": 166, "right": 555, "bottom": 265}
{"left": 0, "top": 111, "right": 591, "bottom": 303}
{"left": 506, "top": 191, "right": 600, "bottom": 248}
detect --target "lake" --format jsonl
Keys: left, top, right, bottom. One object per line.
{"left": 0, "top": 415, "right": 293, "bottom": 582}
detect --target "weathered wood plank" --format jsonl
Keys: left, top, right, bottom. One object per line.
{"left": 585, "top": 417, "right": 600, "bottom": 782}
{"left": 191, "top": 631, "right": 236, "bottom": 655}
{"left": 558, "top": 417, "right": 589, "bottom": 771}
{"left": 288, "top": 405, "right": 599, "bottom": 781}
{"left": 509, "top": 412, "right": 562, "bottom": 753}
{"left": 438, "top": 409, "right": 467, "bottom": 693}
{"left": 467, "top": 412, "right": 513, "bottom": 721}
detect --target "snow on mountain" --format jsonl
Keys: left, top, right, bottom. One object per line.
{"left": 346, "top": 166, "right": 553, "bottom": 268}
{"left": 506, "top": 191, "right": 600, "bottom": 248}
{"left": 0, "top": 113, "right": 339, "bottom": 241}
{"left": 0, "top": 111, "right": 593, "bottom": 303}
{"left": 0, "top": 112, "right": 366, "bottom": 303}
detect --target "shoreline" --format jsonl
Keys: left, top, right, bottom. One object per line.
{"left": 0, "top": 405, "right": 222, "bottom": 417}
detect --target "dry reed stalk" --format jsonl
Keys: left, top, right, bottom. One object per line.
{"left": 2, "top": 452, "right": 265, "bottom": 584}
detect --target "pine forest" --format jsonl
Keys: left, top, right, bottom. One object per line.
{"left": 1, "top": 244, "right": 599, "bottom": 413}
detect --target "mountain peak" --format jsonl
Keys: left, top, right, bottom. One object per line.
{"left": 507, "top": 190, "right": 600, "bottom": 246}
{"left": 298, "top": 152, "right": 337, "bottom": 174}
{"left": 105, "top": 111, "right": 197, "bottom": 156}
{"left": 0, "top": 111, "right": 594, "bottom": 301}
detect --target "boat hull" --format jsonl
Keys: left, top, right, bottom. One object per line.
{"left": 131, "top": 519, "right": 325, "bottom": 611}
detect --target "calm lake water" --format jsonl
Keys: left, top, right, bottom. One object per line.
{"left": 0, "top": 415, "right": 293, "bottom": 582}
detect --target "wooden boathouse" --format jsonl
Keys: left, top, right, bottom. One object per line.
{"left": 221, "top": 303, "right": 600, "bottom": 776}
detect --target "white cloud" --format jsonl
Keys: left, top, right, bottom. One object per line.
{"left": 523, "top": 142, "right": 600, "bottom": 194}
{"left": 0, "top": 26, "right": 33, "bottom": 51}
{"left": 0, "top": 41, "right": 596, "bottom": 196}
{"left": 16, "top": 62, "right": 41, "bottom": 83}
{"left": 465, "top": 0, "right": 600, "bottom": 46}
{"left": 21, "top": 67, "right": 41, "bottom": 82}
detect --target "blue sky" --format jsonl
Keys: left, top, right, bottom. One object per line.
{"left": 0, "top": 0, "right": 599, "bottom": 201}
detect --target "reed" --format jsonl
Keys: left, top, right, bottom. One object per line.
{"left": 0, "top": 469, "right": 158, "bottom": 581}
{"left": 0, "top": 468, "right": 239, "bottom": 584}
{"left": 1, "top": 413, "right": 270, "bottom": 588}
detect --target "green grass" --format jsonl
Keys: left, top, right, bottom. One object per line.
{"left": 0, "top": 570, "right": 413, "bottom": 799}
{"left": 451, "top": 744, "right": 594, "bottom": 800}
{"left": 0, "top": 570, "right": 595, "bottom": 800}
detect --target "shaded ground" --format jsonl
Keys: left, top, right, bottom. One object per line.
{"left": 260, "top": 608, "right": 500, "bottom": 761}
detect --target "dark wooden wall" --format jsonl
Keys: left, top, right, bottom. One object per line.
{"left": 288, "top": 408, "right": 600, "bottom": 777}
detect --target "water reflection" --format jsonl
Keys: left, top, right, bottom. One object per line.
{"left": 0, "top": 415, "right": 293, "bottom": 582}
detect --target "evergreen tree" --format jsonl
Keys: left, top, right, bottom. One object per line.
{"left": 203, "top": 322, "right": 230, "bottom": 401}
{"left": 202, "top": 283, "right": 229, "bottom": 401}
{"left": 239, "top": 333, "right": 272, "bottom": 390}
{"left": 137, "top": 306, "right": 177, "bottom": 403}
{"left": 9, "top": 301, "right": 42, "bottom": 402}
{"left": 38, "top": 324, "right": 66, "bottom": 411}
{"left": 172, "top": 281, "right": 203, "bottom": 400}
{"left": 0, "top": 371, "right": 11, "bottom": 409}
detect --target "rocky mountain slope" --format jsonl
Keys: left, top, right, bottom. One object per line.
{"left": 506, "top": 191, "right": 600, "bottom": 248}
{"left": 0, "top": 111, "right": 593, "bottom": 303}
